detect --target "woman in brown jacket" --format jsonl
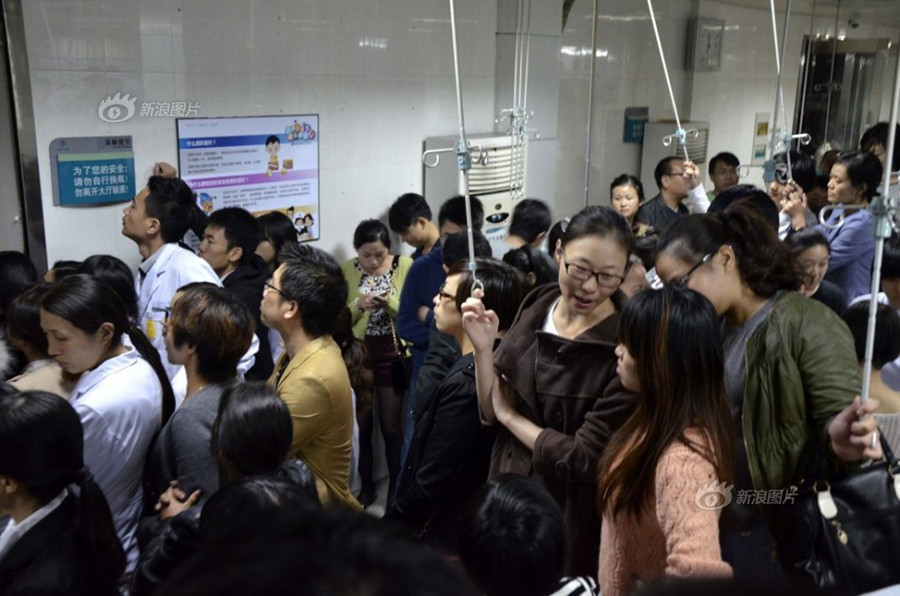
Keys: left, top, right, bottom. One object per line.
{"left": 463, "top": 205, "right": 638, "bottom": 576}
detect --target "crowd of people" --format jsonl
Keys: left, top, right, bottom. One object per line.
{"left": 0, "top": 121, "right": 898, "bottom": 595}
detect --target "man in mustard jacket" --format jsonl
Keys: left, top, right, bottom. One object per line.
{"left": 261, "top": 243, "right": 361, "bottom": 510}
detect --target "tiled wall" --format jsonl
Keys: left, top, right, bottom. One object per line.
{"left": 24, "top": 0, "right": 497, "bottom": 266}
{"left": 555, "top": 0, "right": 900, "bottom": 214}
{"left": 20, "top": 0, "right": 900, "bottom": 266}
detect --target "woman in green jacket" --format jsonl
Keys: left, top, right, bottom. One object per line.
{"left": 653, "top": 206, "right": 880, "bottom": 581}
{"left": 341, "top": 219, "right": 412, "bottom": 506}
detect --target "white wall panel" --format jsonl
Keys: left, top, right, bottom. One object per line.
{"left": 24, "top": 0, "right": 496, "bottom": 267}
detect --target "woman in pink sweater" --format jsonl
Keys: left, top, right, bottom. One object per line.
{"left": 597, "top": 286, "right": 735, "bottom": 595}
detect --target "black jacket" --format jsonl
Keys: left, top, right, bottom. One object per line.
{"left": 0, "top": 496, "right": 108, "bottom": 596}
{"left": 388, "top": 354, "right": 495, "bottom": 551}
{"left": 411, "top": 324, "right": 460, "bottom": 414}
{"left": 223, "top": 254, "right": 274, "bottom": 381}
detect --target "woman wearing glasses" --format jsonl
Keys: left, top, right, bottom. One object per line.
{"left": 653, "top": 206, "right": 880, "bottom": 580}
{"left": 388, "top": 259, "right": 522, "bottom": 552}
{"left": 462, "top": 205, "right": 638, "bottom": 576}
{"left": 340, "top": 219, "right": 412, "bottom": 507}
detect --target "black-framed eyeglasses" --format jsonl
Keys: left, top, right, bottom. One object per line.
{"left": 264, "top": 279, "right": 293, "bottom": 301}
{"left": 436, "top": 283, "right": 457, "bottom": 303}
{"left": 676, "top": 253, "right": 713, "bottom": 288}
{"left": 561, "top": 250, "right": 625, "bottom": 289}
{"left": 152, "top": 306, "right": 171, "bottom": 325}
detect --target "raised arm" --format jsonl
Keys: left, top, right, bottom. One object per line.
{"left": 461, "top": 290, "right": 501, "bottom": 423}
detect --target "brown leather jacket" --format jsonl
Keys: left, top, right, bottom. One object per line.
{"left": 491, "top": 284, "right": 637, "bottom": 576}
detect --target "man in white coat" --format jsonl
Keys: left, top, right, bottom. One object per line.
{"left": 121, "top": 175, "right": 222, "bottom": 380}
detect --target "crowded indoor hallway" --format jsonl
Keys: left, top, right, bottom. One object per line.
{"left": 2, "top": 0, "right": 900, "bottom": 594}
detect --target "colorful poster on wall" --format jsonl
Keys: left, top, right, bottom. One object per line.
{"left": 49, "top": 136, "right": 136, "bottom": 206}
{"left": 176, "top": 115, "right": 320, "bottom": 241}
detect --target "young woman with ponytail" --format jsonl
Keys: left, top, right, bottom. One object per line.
{"left": 40, "top": 274, "right": 174, "bottom": 571}
{"left": 653, "top": 206, "right": 880, "bottom": 580}
{"left": 0, "top": 387, "right": 125, "bottom": 595}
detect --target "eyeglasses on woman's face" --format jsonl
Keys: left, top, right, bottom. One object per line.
{"left": 675, "top": 253, "right": 714, "bottom": 288}
{"left": 561, "top": 250, "right": 625, "bottom": 289}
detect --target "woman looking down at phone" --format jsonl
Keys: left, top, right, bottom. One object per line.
{"left": 341, "top": 219, "right": 413, "bottom": 507}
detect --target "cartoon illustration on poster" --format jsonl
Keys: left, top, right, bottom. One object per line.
{"left": 176, "top": 115, "right": 320, "bottom": 241}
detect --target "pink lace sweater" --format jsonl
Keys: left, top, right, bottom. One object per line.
{"left": 598, "top": 430, "right": 733, "bottom": 595}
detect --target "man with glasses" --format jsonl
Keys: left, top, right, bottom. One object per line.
{"left": 260, "top": 243, "right": 361, "bottom": 510}
{"left": 635, "top": 156, "right": 709, "bottom": 232}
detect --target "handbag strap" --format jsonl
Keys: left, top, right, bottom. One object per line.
{"left": 808, "top": 427, "right": 900, "bottom": 482}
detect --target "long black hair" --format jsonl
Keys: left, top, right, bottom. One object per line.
{"left": 41, "top": 274, "right": 175, "bottom": 424}
{"left": 0, "top": 388, "right": 125, "bottom": 595}
{"left": 598, "top": 286, "right": 734, "bottom": 520}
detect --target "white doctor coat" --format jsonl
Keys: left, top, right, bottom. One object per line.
{"left": 135, "top": 243, "right": 222, "bottom": 380}
{"left": 69, "top": 347, "right": 162, "bottom": 572}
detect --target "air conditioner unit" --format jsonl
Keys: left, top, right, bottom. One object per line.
{"left": 639, "top": 121, "right": 709, "bottom": 199}
{"left": 423, "top": 134, "right": 527, "bottom": 243}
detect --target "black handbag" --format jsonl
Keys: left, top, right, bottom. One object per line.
{"left": 773, "top": 435, "right": 900, "bottom": 594}
{"left": 389, "top": 320, "right": 413, "bottom": 395}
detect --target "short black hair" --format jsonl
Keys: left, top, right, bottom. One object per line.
{"left": 442, "top": 230, "right": 492, "bottom": 269}
{"left": 449, "top": 259, "right": 524, "bottom": 332}
{"left": 860, "top": 121, "right": 900, "bottom": 171}
{"left": 170, "top": 284, "right": 255, "bottom": 383}
{"left": 772, "top": 151, "right": 816, "bottom": 193}
{"left": 654, "top": 156, "right": 682, "bottom": 190}
{"left": 47, "top": 260, "right": 81, "bottom": 282}
{"left": 257, "top": 211, "right": 298, "bottom": 267}
{"left": 609, "top": 174, "right": 645, "bottom": 202}
{"left": 458, "top": 475, "right": 567, "bottom": 596}
{"left": 144, "top": 176, "right": 202, "bottom": 243}
{"left": 729, "top": 194, "right": 779, "bottom": 234}
{"left": 388, "top": 193, "right": 431, "bottom": 233}
{"left": 508, "top": 199, "right": 552, "bottom": 244}
{"left": 208, "top": 207, "right": 263, "bottom": 267}
{"left": 785, "top": 228, "right": 831, "bottom": 257}
{"left": 708, "top": 185, "right": 779, "bottom": 233}
{"left": 708, "top": 152, "right": 740, "bottom": 174}
{"left": 882, "top": 235, "right": 900, "bottom": 281}
{"left": 6, "top": 284, "right": 53, "bottom": 355}
{"left": 438, "top": 195, "right": 484, "bottom": 231}
{"left": 278, "top": 243, "right": 348, "bottom": 338}
{"left": 353, "top": 219, "right": 391, "bottom": 250}
{"left": 265, "top": 135, "right": 280, "bottom": 147}
{"left": 0, "top": 251, "right": 37, "bottom": 314}
{"left": 842, "top": 302, "right": 900, "bottom": 369}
